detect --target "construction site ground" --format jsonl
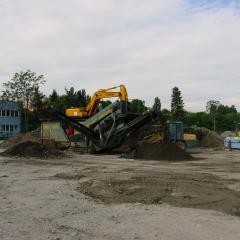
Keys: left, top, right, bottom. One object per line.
{"left": 1, "top": 147, "right": 240, "bottom": 240}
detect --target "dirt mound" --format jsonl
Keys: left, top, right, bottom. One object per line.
{"left": 115, "top": 135, "right": 139, "bottom": 153}
{"left": 221, "top": 131, "right": 236, "bottom": 138}
{"left": 1, "top": 141, "right": 64, "bottom": 158}
{"left": 195, "top": 128, "right": 223, "bottom": 148}
{"left": 0, "top": 129, "right": 41, "bottom": 148}
{"left": 124, "top": 141, "right": 193, "bottom": 161}
{"left": 78, "top": 170, "right": 240, "bottom": 216}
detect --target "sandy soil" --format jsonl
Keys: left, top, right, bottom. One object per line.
{"left": 1, "top": 148, "right": 240, "bottom": 239}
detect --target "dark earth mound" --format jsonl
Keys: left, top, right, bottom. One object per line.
{"left": 1, "top": 141, "right": 64, "bottom": 158}
{"left": 124, "top": 141, "right": 193, "bottom": 161}
{"left": 0, "top": 129, "right": 41, "bottom": 148}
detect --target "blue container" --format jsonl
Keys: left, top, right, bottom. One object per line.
{"left": 0, "top": 101, "right": 21, "bottom": 138}
{"left": 224, "top": 137, "right": 240, "bottom": 150}
{"left": 168, "top": 121, "right": 184, "bottom": 141}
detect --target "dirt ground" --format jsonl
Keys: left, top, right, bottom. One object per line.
{"left": 1, "top": 147, "right": 240, "bottom": 240}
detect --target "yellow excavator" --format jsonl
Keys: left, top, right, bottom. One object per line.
{"left": 41, "top": 84, "right": 155, "bottom": 153}
{"left": 66, "top": 85, "right": 128, "bottom": 118}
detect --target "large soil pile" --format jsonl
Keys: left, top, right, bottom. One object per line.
{"left": 195, "top": 128, "right": 223, "bottom": 148}
{"left": 124, "top": 141, "right": 193, "bottom": 161}
{"left": 221, "top": 131, "right": 236, "bottom": 138}
{"left": 0, "top": 129, "right": 41, "bottom": 148}
{"left": 1, "top": 141, "right": 64, "bottom": 158}
{"left": 115, "top": 135, "right": 139, "bottom": 153}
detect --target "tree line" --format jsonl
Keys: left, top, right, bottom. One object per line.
{"left": 1, "top": 70, "right": 239, "bottom": 133}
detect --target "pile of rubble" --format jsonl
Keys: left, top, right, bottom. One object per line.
{"left": 221, "top": 131, "right": 236, "bottom": 138}
{"left": 0, "top": 129, "right": 64, "bottom": 158}
{"left": 0, "top": 129, "right": 41, "bottom": 148}
{"left": 1, "top": 141, "right": 64, "bottom": 158}
{"left": 124, "top": 141, "right": 193, "bottom": 161}
{"left": 195, "top": 128, "right": 223, "bottom": 148}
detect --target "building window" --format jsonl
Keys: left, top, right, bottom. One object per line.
{"left": 11, "top": 110, "right": 14, "bottom": 117}
{"left": 15, "top": 111, "right": 19, "bottom": 117}
{"left": 2, "top": 110, "right": 5, "bottom": 117}
{"left": 6, "top": 110, "right": 10, "bottom": 117}
{"left": 0, "top": 125, "right": 20, "bottom": 132}
{"left": 1, "top": 125, "right": 5, "bottom": 131}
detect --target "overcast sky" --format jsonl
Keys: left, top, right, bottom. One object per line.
{"left": 0, "top": 0, "right": 239, "bottom": 111}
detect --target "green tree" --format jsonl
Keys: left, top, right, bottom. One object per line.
{"left": 49, "top": 89, "right": 58, "bottom": 102}
{"left": 64, "top": 87, "right": 91, "bottom": 108}
{"left": 45, "top": 88, "right": 90, "bottom": 112}
{"left": 31, "top": 87, "right": 45, "bottom": 111}
{"left": 184, "top": 112, "right": 212, "bottom": 129}
{"left": 152, "top": 97, "right": 161, "bottom": 112}
{"left": 2, "top": 70, "right": 45, "bottom": 131}
{"left": 217, "top": 104, "right": 237, "bottom": 114}
{"left": 151, "top": 97, "right": 162, "bottom": 124}
{"left": 44, "top": 90, "right": 66, "bottom": 111}
{"left": 206, "top": 100, "right": 220, "bottom": 131}
{"left": 76, "top": 89, "right": 90, "bottom": 107}
{"left": 129, "top": 99, "right": 146, "bottom": 113}
{"left": 65, "top": 87, "right": 76, "bottom": 107}
{"left": 215, "top": 112, "right": 239, "bottom": 132}
{"left": 171, "top": 86, "right": 185, "bottom": 121}
{"left": 183, "top": 106, "right": 239, "bottom": 133}
{"left": 161, "top": 108, "right": 171, "bottom": 121}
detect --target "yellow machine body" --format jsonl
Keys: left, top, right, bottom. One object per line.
{"left": 183, "top": 133, "right": 197, "bottom": 141}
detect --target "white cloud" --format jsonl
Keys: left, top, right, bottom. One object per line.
{"left": 0, "top": 0, "right": 239, "bottom": 111}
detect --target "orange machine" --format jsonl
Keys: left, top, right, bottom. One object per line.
{"left": 66, "top": 85, "right": 128, "bottom": 118}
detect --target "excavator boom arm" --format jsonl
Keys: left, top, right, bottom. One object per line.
{"left": 66, "top": 84, "right": 128, "bottom": 118}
